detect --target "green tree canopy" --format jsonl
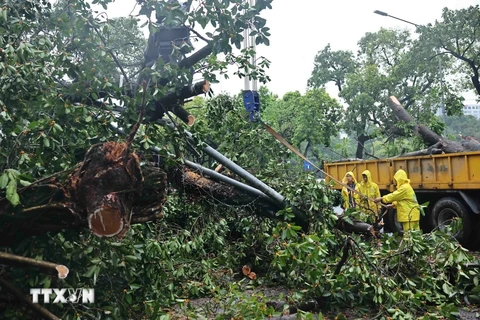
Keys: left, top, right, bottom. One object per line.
{"left": 421, "top": 5, "right": 480, "bottom": 96}
{"left": 262, "top": 88, "right": 343, "bottom": 161}
{"left": 308, "top": 28, "right": 450, "bottom": 158}
{"left": 308, "top": 44, "right": 357, "bottom": 91}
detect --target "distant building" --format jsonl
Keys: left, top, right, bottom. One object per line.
{"left": 462, "top": 104, "right": 480, "bottom": 119}
{"left": 435, "top": 103, "right": 480, "bottom": 119}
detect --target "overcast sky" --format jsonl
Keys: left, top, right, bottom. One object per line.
{"left": 104, "top": 0, "right": 480, "bottom": 102}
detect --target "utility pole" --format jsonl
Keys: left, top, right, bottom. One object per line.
{"left": 242, "top": 0, "right": 260, "bottom": 122}
{"left": 243, "top": 0, "right": 258, "bottom": 91}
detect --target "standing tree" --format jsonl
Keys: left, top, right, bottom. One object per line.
{"left": 421, "top": 5, "right": 480, "bottom": 97}
{"left": 307, "top": 43, "right": 357, "bottom": 91}
{"left": 308, "top": 28, "right": 451, "bottom": 158}
{"left": 261, "top": 88, "right": 343, "bottom": 161}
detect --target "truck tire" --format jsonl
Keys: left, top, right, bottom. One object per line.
{"left": 383, "top": 207, "right": 403, "bottom": 234}
{"left": 431, "top": 197, "right": 472, "bottom": 244}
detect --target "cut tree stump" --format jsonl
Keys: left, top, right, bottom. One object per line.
{"left": 67, "top": 141, "right": 143, "bottom": 238}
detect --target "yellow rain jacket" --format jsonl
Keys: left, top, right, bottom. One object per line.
{"left": 356, "top": 170, "right": 381, "bottom": 215}
{"left": 341, "top": 171, "right": 357, "bottom": 210}
{"left": 382, "top": 170, "right": 420, "bottom": 222}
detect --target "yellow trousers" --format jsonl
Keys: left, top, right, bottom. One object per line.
{"left": 401, "top": 220, "right": 420, "bottom": 231}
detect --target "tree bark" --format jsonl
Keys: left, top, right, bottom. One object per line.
{"left": 355, "top": 134, "right": 371, "bottom": 159}
{"left": 149, "top": 80, "right": 211, "bottom": 123}
{"left": 67, "top": 141, "right": 143, "bottom": 238}
{"left": 303, "top": 140, "right": 311, "bottom": 157}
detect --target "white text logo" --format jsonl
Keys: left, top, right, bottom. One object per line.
{"left": 30, "top": 288, "right": 94, "bottom": 304}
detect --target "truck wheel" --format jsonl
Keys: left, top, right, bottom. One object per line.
{"left": 431, "top": 197, "right": 472, "bottom": 244}
{"left": 383, "top": 207, "right": 403, "bottom": 234}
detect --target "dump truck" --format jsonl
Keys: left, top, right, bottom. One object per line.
{"left": 324, "top": 151, "right": 480, "bottom": 247}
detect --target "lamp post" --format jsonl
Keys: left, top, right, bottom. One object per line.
{"left": 374, "top": 10, "right": 446, "bottom": 122}
{"left": 373, "top": 10, "right": 419, "bottom": 27}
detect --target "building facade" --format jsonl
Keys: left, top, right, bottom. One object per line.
{"left": 435, "top": 103, "right": 480, "bottom": 119}
{"left": 463, "top": 104, "right": 480, "bottom": 119}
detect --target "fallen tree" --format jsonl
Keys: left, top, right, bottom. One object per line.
{"left": 388, "top": 96, "right": 480, "bottom": 156}
{"left": 0, "top": 0, "right": 274, "bottom": 246}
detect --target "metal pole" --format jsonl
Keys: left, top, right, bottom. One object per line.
{"left": 156, "top": 120, "right": 286, "bottom": 206}
{"left": 243, "top": 0, "right": 250, "bottom": 91}
{"left": 186, "top": 132, "right": 286, "bottom": 206}
{"left": 386, "top": 14, "right": 419, "bottom": 27}
{"left": 182, "top": 159, "right": 275, "bottom": 203}
{"left": 249, "top": 0, "right": 258, "bottom": 91}
{"left": 109, "top": 121, "right": 285, "bottom": 206}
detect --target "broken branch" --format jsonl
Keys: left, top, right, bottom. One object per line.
{"left": 0, "top": 252, "right": 69, "bottom": 279}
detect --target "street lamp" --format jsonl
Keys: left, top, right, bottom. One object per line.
{"left": 374, "top": 10, "right": 446, "bottom": 121}
{"left": 373, "top": 10, "right": 419, "bottom": 27}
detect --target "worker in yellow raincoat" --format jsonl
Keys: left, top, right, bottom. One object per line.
{"left": 373, "top": 169, "right": 420, "bottom": 231}
{"left": 341, "top": 171, "right": 357, "bottom": 212}
{"left": 356, "top": 170, "right": 381, "bottom": 215}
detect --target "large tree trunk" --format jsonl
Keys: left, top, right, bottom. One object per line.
{"left": 355, "top": 134, "right": 371, "bottom": 159}
{"left": 387, "top": 96, "right": 480, "bottom": 155}
{"left": 0, "top": 150, "right": 283, "bottom": 247}
{"left": 67, "top": 142, "right": 144, "bottom": 238}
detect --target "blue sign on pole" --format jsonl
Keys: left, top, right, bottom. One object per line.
{"left": 242, "top": 90, "right": 260, "bottom": 122}
{"left": 304, "top": 160, "right": 313, "bottom": 171}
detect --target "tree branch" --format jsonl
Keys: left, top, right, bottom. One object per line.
{"left": 185, "top": 25, "right": 210, "bottom": 43}
{"left": 0, "top": 276, "right": 60, "bottom": 320}
{"left": 334, "top": 237, "right": 352, "bottom": 275}
{"left": 0, "top": 252, "right": 69, "bottom": 279}
{"left": 91, "top": 24, "right": 131, "bottom": 87}
{"left": 439, "top": 42, "right": 480, "bottom": 95}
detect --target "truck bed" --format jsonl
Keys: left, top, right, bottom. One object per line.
{"left": 324, "top": 151, "right": 480, "bottom": 192}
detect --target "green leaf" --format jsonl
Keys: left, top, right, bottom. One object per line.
{"left": 93, "top": 266, "right": 100, "bottom": 285}
{"left": 53, "top": 123, "right": 63, "bottom": 132}
{"left": 0, "top": 174, "right": 8, "bottom": 189}
{"left": 44, "top": 277, "right": 51, "bottom": 288}
{"left": 129, "top": 283, "right": 141, "bottom": 290}
{"left": 125, "top": 255, "right": 137, "bottom": 262}
{"left": 43, "top": 137, "right": 50, "bottom": 148}
{"left": 6, "top": 179, "right": 16, "bottom": 197}
{"left": 19, "top": 180, "right": 31, "bottom": 187}
{"left": 7, "top": 191, "right": 20, "bottom": 206}
{"left": 442, "top": 283, "right": 451, "bottom": 295}
{"left": 84, "top": 265, "right": 97, "bottom": 278}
